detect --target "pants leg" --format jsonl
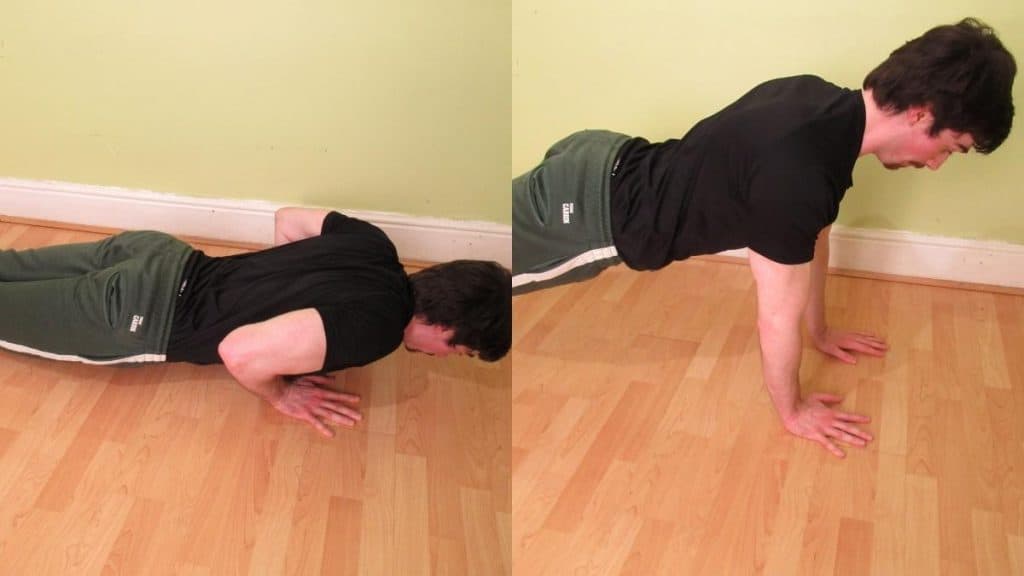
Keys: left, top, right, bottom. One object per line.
{"left": 0, "top": 231, "right": 194, "bottom": 363}
{"left": 0, "top": 271, "right": 128, "bottom": 360}
{"left": 512, "top": 130, "right": 629, "bottom": 294}
{"left": 0, "top": 232, "right": 161, "bottom": 282}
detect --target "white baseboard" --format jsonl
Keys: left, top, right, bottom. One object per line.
{"left": 719, "top": 226, "right": 1024, "bottom": 289}
{"left": 0, "top": 178, "right": 511, "bottom": 267}
{"left": 830, "top": 226, "right": 1024, "bottom": 289}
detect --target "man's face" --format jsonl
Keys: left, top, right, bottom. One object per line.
{"left": 405, "top": 339, "right": 475, "bottom": 358}
{"left": 879, "top": 112, "right": 975, "bottom": 171}
{"left": 403, "top": 323, "right": 476, "bottom": 358}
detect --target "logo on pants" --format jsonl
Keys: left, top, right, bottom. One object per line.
{"left": 130, "top": 315, "right": 145, "bottom": 333}
{"left": 562, "top": 202, "right": 574, "bottom": 224}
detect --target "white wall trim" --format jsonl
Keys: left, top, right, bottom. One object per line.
{"left": 0, "top": 178, "right": 511, "bottom": 267}
{"left": 830, "top": 226, "right": 1024, "bottom": 289}
{"left": 719, "top": 226, "right": 1024, "bottom": 289}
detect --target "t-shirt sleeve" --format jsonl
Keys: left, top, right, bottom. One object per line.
{"left": 747, "top": 169, "right": 838, "bottom": 265}
{"left": 321, "top": 211, "right": 386, "bottom": 238}
{"left": 314, "top": 300, "right": 407, "bottom": 371}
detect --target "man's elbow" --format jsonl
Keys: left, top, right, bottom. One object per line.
{"left": 274, "top": 207, "right": 291, "bottom": 229}
{"left": 273, "top": 209, "right": 293, "bottom": 245}
{"left": 218, "top": 332, "right": 253, "bottom": 376}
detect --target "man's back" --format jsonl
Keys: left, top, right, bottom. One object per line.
{"left": 610, "top": 75, "right": 865, "bottom": 269}
{"left": 167, "top": 212, "right": 413, "bottom": 371}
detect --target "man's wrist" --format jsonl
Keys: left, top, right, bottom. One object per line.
{"left": 804, "top": 316, "right": 825, "bottom": 332}
{"left": 262, "top": 379, "right": 288, "bottom": 406}
{"left": 806, "top": 323, "right": 827, "bottom": 343}
{"left": 780, "top": 402, "right": 805, "bottom": 431}
{"left": 769, "top": 391, "right": 801, "bottom": 424}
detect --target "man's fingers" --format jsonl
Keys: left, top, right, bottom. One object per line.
{"left": 835, "top": 410, "right": 871, "bottom": 423}
{"left": 316, "top": 409, "right": 361, "bottom": 433}
{"left": 834, "top": 422, "right": 873, "bottom": 444}
{"left": 305, "top": 387, "right": 361, "bottom": 404}
{"left": 318, "top": 404, "right": 361, "bottom": 425}
{"left": 814, "top": 434, "right": 845, "bottom": 458}
{"left": 337, "top": 392, "right": 361, "bottom": 404}
{"left": 321, "top": 401, "right": 362, "bottom": 421}
{"left": 840, "top": 433, "right": 866, "bottom": 447}
{"left": 826, "top": 333, "right": 888, "bottom": 359}
{"left": 811, "top": 393, "right": 844, "bottom": 404}
{"left": 845, "top": 341, "right": 887, "bottom": 356}
{"left": 317, "top": 410, "right": 356, "bottom": 428}
{"left": 854, "top": 333, "right": 888, "bottom": 347}
{"left": 306, "top": 414, "right": 334, "bottom": 438}
{"left": 832, "top": 347, "right": 857, "bottom": 364}
{"left": 831, "top": 339, "right": 886, "bottom": 360}
{"left": 322, "top": 391, "right": 361, "bottom": 404}
{"left": 829, "top": 427, "right": 868, "bottom": 447}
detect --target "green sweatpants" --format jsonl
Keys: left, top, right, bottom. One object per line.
{"left": 512, "top": 130, "right": 629, "bottom": 294}
{"left": 0, "top": 231, "right": 193, "bottom": 364}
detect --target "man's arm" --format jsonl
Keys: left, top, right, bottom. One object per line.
{"left": 803, "top": 226, "right": 831, "bottom": 340}
{"left": 748, "top": 249, "right": 872, "bottom": 458}
{"left": 274, "top": 207, "right": 331, "bottom": 246}
{"left": 802, "top": 226, "right": 889, "bottom": 364}
{"left": 217, "top": 308, "right": 361, "bottom": 437}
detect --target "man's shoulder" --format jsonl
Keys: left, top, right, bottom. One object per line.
{"left": 322, "top": 211, "right": 392, "bottom": 242}
{"left": 754, "top": 74, "right": 843, "bottom": 92}
{"left": 731, "top": 75, "right": 861, "bottom": 163}
{"left": 738, "top": 75, "right": 851, "bottom": 113}
{"left": 310, "top": 213, "right": 400, "bottom": 260}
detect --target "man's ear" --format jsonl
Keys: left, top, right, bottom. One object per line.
{"left": 425, "top": 324, "right": 457, "bottom": 348}
{"left": 905, "top": 106, "right": 933, "bottom": 126}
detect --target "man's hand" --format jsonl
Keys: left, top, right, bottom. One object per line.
{"left": 272, "top": 375, "right": 362, "bottom": 437}
{"left": 811, "top": 329, "right": 888, "bottom": 364}
{"left": 783, "top": 393, "right": 872, "bottom": 458}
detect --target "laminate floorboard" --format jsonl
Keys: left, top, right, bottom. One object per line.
{"left": 512, "top": 258, "right": 1024, "bottom": 575}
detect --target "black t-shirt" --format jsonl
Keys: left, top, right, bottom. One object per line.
{"left": 609, "top": 75, "right": 865, "bottom": 269}
{"left": 165, "top": 212, "right": 413, "bottom": 372}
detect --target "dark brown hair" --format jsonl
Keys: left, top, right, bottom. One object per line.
{"left": 409, "top": 260, "right": 511, "bottom": 361}
{"left": 864, "top": 18, "right": 1016, "bottom": 153}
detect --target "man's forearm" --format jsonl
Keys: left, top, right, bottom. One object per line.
{"left": 802, "top": 233, "right": 830, "bottom": 339}
{"left": 758, "top": 318, "right": 805, "bottom": 424}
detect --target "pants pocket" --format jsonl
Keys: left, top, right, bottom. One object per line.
{"left": 104, "top": 271, "right": 124, "bottom": 329}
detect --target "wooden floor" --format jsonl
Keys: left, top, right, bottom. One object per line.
{"left": 512, "top": 258, "right": 1024, "bottom": 575}
{"left": 0, "top": 223, "right": 510, "bottom": 575}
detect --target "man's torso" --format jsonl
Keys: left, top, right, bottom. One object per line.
{"left": 609, "top": 75, "right": 866, "bottom": 269}
{"left": 166, "top": 212, "right": 412, "bottom": 372}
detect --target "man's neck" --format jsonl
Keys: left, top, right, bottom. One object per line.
{"left": 859, "top": 89, "right": 886, "bottom": 158}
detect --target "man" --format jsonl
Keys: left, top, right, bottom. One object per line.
{"left": 512, "top": 18, "right": 1015, "bottom": 457}
{"left": 0, "top": 207, "right": 511, "bottom": 437}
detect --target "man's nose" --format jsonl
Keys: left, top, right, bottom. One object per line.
{"left": 927, "top": 152, "right": 950, "bottom": 170}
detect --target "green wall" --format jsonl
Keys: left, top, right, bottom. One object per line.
{"left": 511, "top": 2, "right": 1023, "bottom": 244}
{"left": 2, "top": 3, "right": 1020, "bottom": 239}
{"left": 0, "top": 1, "right": 510, "bottom": 223}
